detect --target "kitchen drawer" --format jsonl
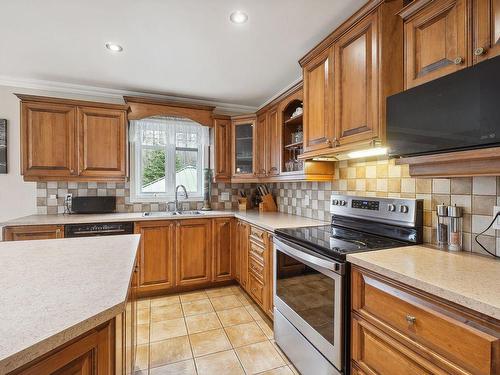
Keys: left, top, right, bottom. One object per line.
{"left": 250, "top": 226, "right": 266, "bottom": 245}
{"left": 249, "top": 240, "right": 266, "bottom": 263}
{"left": 352, "top": 268, "right": 500, "bottom": 375}
{"left": 248, "top": 273, "right": 265, "bottom": 307}
{"left": 249, "top": 256, "right": 265, "bottom": 281}
{"left": 352, "top": 316, "right": 448, "bottom": 375}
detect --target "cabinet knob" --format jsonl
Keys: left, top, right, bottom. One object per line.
{"left": 405, "top": 314, "right": 416, "bottom": 325}
{"left": 474, "top": 47, "right": 487, "bottom": 56}
{"left": 453, "top": 57, "right": 464, "bottom": 65}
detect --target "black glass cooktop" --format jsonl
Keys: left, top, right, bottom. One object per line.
{"left": 275, "top": 225, "right": 409, "bottom": 261}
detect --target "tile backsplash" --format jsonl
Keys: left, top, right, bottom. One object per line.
{"left": 36, "top": 157, "right": 500, "bottom": 255}
{"left": 36, "top": 181, "right": 255, "bottom": 214}
{"left": 272, "top": 157, "right": 500, "bottom": 256}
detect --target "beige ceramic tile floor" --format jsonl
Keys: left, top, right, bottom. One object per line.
{"left": 134, "top": 285, "right": 300, "bottom": 375}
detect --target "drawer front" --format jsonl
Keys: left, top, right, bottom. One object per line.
{"left": 250, "top": 226, "right": 266, "bottom": 245}
{"left": 352, "top": 268, "right": 500, "bottom": 375}
{"left": 249, "top": 256, "right": 265, "bottom": 281}
{"left": 249, "top": 240, "right": 266, "bottom": 263}
{"left": 249, "top": 273, "right": 265, "bottom": 307}
{"left": 352, "top": 317, "right": 448, "bottom": 375}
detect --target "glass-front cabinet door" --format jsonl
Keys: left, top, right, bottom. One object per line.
{"left": 232, "top": 116, "right": 256, "bottom": 178}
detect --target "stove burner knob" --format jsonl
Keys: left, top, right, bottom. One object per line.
{"left": 399, "top": 205, "right": 409, "bottom": 213}
{"left": 332, "top": 199, "right": 339, "bottom": 206}
{"left": 339, "top": 200, "right": 347, "bottom": 206}
{"left": 388, "top": 204, "right": 396, "bottom": 212}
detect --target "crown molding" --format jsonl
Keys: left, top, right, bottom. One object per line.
{"left": 257, "top": 76, "right": 303, "bottom": 111}
{"left": 0, "top": 75, "right": 258, "bottom": 115}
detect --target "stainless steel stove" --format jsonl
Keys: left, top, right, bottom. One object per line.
{"left": 273, "top": 194, "right": 423, "bottom": 375}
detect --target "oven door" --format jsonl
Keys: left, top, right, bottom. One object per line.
{"left": 273, "top": 237, "right": 344, "bottom": 373}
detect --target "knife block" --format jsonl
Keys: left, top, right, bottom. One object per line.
{"left": 259, "top": 194, "right": 277, "bottom": 212}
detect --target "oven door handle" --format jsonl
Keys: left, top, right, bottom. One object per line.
{"left": 273, "top": 237, "right": 344, "bottom": 275}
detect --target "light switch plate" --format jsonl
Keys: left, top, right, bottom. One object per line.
{"left": 493, "top": 206, "right": 500, "bottom": 230}
{"left": 221, "top": 192, "right": 230, "bottom": 201}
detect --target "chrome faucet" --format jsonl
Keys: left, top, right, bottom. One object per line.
{"left": 175, "top": 185, "right": 188, "bottom": 211}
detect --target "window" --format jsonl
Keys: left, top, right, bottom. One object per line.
{"left": 130, "top": 116, "right": 210, "bottom": 202}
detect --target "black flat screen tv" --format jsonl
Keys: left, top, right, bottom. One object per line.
{"left": 387, "top": 55, "right": 500, "bottom": 157}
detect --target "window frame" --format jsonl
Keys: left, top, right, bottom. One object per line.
{"left": 129, "top": 116, "right": 208, "bottom": 203}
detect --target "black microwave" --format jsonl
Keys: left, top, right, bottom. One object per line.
{"left": 387, "top": 55, "right": 500, "bottom": 157}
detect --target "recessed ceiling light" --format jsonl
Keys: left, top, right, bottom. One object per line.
{"left": 105, "top": 42, "right": 123, "bottom": 52}
{"left": 230, "top": 11, "right": 248, "bottom": 24}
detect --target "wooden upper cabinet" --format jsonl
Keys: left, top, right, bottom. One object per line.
{"left": 474, "top": 0, "right": 500, "bottom": 62}
{"left": 135, "top": 221, "right": 175, "bottom": 294}
{"left": 302, "top": 47, "right": 334, "bottom": 153}
{"left": 212, "top": 218, "right": 234, "bottom": 282}
{"left": 403, "top": 0, "right": 470, "bottom": 89}
{"left": 175, "top": 219, "right": 212, "bottom": 286}
{"left": 334, "top": 12, "right": 379, "bottom": 145}
{"left": 213, "top": 116, "right": 232, "bottom": 182}
{"left": 21, "top": 102, "right": 77, "bottom": 179}
{"left": 17, "top": 94, "right": 128, "bottom": 182}
{"left": 3, "top": 225, "right": 64, "bottom": 241}
{"left": 232, "top": 116, "right": 256, "bottom": 179}
{"left": 255, "top": 113, "right": 268, "bottom": 177}
{"left": 77, "top": 106, "right": 127, "bottom": 179}
{"left": 267, "top": 106, "right": 280, "bottom": 176}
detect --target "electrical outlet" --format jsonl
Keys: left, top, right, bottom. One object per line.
{"left": 304, "top": 194, "right": 310, "bottom": 206}
{"left": 493, "top": 206, "right": 500, "bottom": 230}
{"left": 221, "top": 192, "right": 230, "bottom": 201}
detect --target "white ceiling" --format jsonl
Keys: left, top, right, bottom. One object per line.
{"left": 0, "top": 0, "right": 366, "bottom": 107}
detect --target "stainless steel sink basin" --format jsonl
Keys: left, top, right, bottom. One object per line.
{"left": 142, "top": 210, "right": 204, "bottom": 217}
{"left": 172, "top": 210, "right": 204, "bottom": 216}
{"left": 142, "top": 211, "right": 175, "bottom": 217}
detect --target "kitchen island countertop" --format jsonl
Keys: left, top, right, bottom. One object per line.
{"left": 0, "top": 235, "right": 140, "bottom": 374}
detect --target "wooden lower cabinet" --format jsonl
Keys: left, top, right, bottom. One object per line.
{"left": 212, "top": 218, "right": 234, "bottom": 282}
{"left": 351, "top": 266, "right": 500, "bottom": 375}
{"left": 237, "top": 221, "right": 250, "bottom": 291}
{"left": 175, "top": 219, "right": 212, "bottom": 286}
{"left": 3, "top": 225, "right": 64, "bottom": 241}
{"left": 134, "top": 221, "right": 175, "bottom": 294}
{"left": 11, "top": 321, "right": 115, "bottom": 375}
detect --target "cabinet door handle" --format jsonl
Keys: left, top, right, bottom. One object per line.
{"left": 474, "top": 47, "right": 487, "bottom": 56}
{"left": 405, "top": 314, "right": 416, "bottom": 325}
{"left": 454, "top": 56, "right": 464, "bottom": 65}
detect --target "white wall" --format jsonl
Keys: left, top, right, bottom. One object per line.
{"left": 0, "top": 85, "right": 125, "bottom": 223}
{"left": 0, "top": 86, "right": 36, "bottom": 222}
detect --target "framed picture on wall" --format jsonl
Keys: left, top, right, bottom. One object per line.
{"left": 0, "top": 119, "right": 6, "bottom": 174}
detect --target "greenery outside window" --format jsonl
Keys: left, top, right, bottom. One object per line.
{"left": 130, "top": 116, "right": 209, "bottom": 202}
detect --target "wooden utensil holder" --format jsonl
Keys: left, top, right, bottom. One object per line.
{"left": 238, "top": 197, "right": 251, "bottom": 211}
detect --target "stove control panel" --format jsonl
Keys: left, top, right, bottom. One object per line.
{"left": 330, "top": 194, "right": 422, "bottom": 227}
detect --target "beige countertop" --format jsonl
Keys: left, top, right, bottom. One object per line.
{"left": 347, "top": 245, "right": 500, "bottom": 320}
{"left": 0, "top": 235, "right": 140, "bottom": 374}
{"left": 1, "top": 210, "right": 327, "bottom": 233}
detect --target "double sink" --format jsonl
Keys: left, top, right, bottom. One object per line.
{"left": 142, "top": 210, "right": 204, "bottom": 218}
